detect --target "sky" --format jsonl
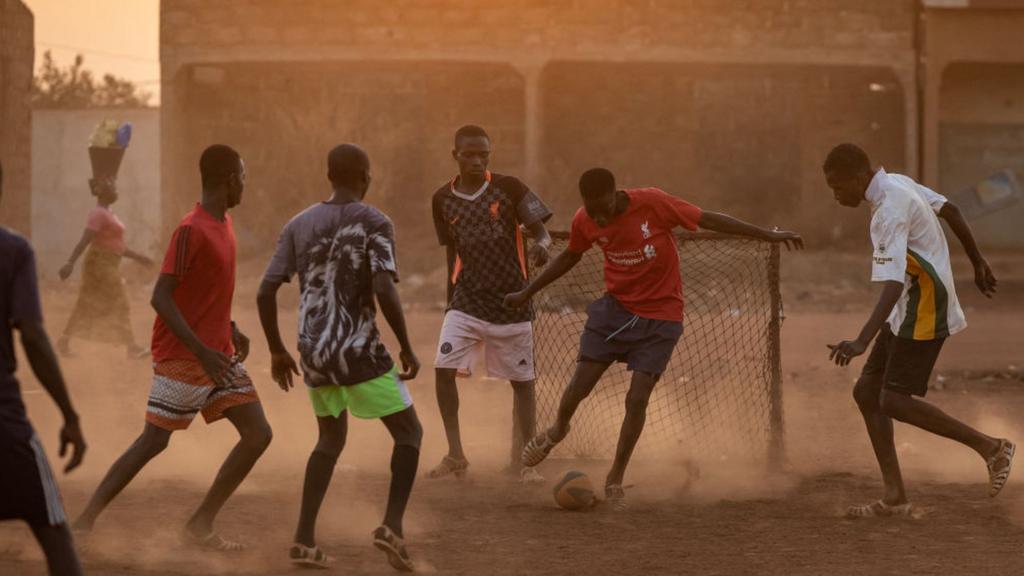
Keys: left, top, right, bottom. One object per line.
{"left": 23, "top": 0, "right": 161, "bottom": 104}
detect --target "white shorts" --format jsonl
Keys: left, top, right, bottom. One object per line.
{"left": 435, "top": 310, "right": 536, "bottom": 381}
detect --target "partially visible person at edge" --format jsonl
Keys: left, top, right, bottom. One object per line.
{"left": 0, "top": 159, "right": 88, "bottom": 576}
{"left": 57, "top": 175, "right": 153, "bottom": 359}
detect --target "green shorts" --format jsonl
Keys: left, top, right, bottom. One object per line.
{"left": 307, "top": 366, "right": 413, "bottom": 419}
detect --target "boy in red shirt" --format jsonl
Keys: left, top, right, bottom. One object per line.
{"left": 73, "top": 145, "right": 272, "bottom": 550}
{"left": 505, "top": 168, "right": 802, "bottom": 508}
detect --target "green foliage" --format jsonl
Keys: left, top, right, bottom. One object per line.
{"left": 32, "top": 51, "right": 153, "bottom": 109}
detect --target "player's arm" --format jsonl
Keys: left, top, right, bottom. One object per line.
{"left": 18, "top": 321, "right": 86, "bottom": 473}
{"left": 12, "top": 245, "right": 85, "bottom": 472}
{"left": 256, "top": 279, "right": 300, "bottom": 391}
{"left": 504, "top": 248, "right": 583, "bottom": 309}
{"left": 373, "top": 271, "right": 420, "bottom": 380}
{"left": 445, "top": 244, "right": 456, "bottom": 305}
{"left": 938, "top": 202, "right": 997, "bottom": 298}
{"left": 698, "top": 211, "right": 804, "bottom": 251}
{"left": 151, "top": 274, "right": 231, "bottom": 386}
{"left": 58, "top": 228, "right": 95, "bottom": 280}
{"left": 828, "top": 281, "right": 903, "bottom": 366}
{"left": 525, "top": 221, "right": 552, "bottom": 267}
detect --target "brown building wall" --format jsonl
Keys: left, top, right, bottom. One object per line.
{"left": 161, "top": 1, "right": 920, "bottom": 268}
{"left": 0, "top": 0, "right": 33, "bottom": 236}
{"left": 924, "top": 7, "right": 1024, "bottom": 248}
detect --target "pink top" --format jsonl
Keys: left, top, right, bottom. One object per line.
{"left": 86, "top": 206, "right": 126, "bottom": 255}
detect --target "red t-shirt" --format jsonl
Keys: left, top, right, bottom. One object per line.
{"left": 151, "top": 204, "right": 236, "bottom": 362}
{"left": 568, "top": 188, "right": 702, "bottom": 322}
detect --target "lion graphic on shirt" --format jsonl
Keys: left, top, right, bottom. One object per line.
{"left": 296, "top": 223, "right": 393, "bottom": 386}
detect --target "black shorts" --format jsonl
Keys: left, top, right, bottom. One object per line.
{"left": 0, "top": 431, "right": 67, "bottom": 527}
{"left": 862, "top": 328, "right": 945, "bottom": 397}
{"left": 578, "top": 294, "right": 683, "bottom": 375}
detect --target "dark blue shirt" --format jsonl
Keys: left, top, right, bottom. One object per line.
{"left": 1, "top": 227, "right": 42, "bottom": 439}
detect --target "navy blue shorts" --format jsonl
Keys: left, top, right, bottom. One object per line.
{"left": 578, "top": 295, "right": 683, "bottom": 375}
{"left": 0, "top": 430, "right": 67, "bottom": 527}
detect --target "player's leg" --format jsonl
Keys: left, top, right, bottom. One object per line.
{"left": 185, "top": 401, "right": 272, "bottom": 541}
{"left": 430, "top": 310, "right": 482, "bottom": 478}
{"left": 29, "top": 522, "right": 83, "bottom": 576}
{"left": 73, "top": 423, "right": 171, "bottom": 530}
{"left": 875, "top": 333, "right": 1012, "bottom": 496}
{"left": 433, "top": 367, "right": 466, "bottom": 462}
{"left": 292, "top": 409, "right": 348, "bottom": 561}
{"left": 375, "top": 406, "right": 422, "bottom": 572}
{"left": 606, "top": 370, "right": 658, "bottom": 490}
{"left": 522, "top": 359, "right": 609, "bottom": 467}
{"left": 853, "top": 374, "right": 906, "bottom": 503}
{"left": 380, "top": 406, "right": 423, "bottom": 538}
{"left": 481, "top": 318, "right": 539, "bottom": 472}
{"left": 510, "top": 379, "right": 537, "bottom": 466}
{"left": 847, "top": 330, "right": 911, "bottom": 516}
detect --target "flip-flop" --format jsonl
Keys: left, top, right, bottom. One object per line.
{"left": 845, "top": 500, "right": 913, "bottom": 519}
{"left": 184, "top": 530, "right": 245, "bottom": 552}
{"left": 987, "top": 439, "right": 1015, "bottom": 498}
{"left": 290, "top": 543, "right": 330, "bottom": 569}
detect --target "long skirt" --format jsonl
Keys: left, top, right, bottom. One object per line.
{"left": 63, "top": 248, "right": 134, "bottom": 345}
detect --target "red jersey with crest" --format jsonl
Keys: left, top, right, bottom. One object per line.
{"left": 567, "top": 188, "right": 702, "bottom": 322}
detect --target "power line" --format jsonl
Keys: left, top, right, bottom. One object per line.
{"left": 37, "top": 40, "right": 158, "bottom": 64}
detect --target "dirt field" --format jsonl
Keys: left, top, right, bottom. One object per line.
{"left": 2, "top": 251, "right": 1023, "bottom": 575}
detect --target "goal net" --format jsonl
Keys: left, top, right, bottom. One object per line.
{"left": 529, "top": 231, "right": 784, "bottom": 464}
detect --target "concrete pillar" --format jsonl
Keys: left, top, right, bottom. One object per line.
{"left": 922, "top": 59, "right": 945, "bottom": 188}
{"left": 517, "top": 60, "right": 547, "bottom": 187}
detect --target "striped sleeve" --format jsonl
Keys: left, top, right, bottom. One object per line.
{"left": 160, "top": 225, "right": 196, "bottom": 277}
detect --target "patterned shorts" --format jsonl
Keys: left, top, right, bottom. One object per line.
{"left": 146, "top": 360, "right": 260, "bottom": 431}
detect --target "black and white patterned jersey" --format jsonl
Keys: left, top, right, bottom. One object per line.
{"left": 432, "top": 172, "right": 552, "bottom": 325}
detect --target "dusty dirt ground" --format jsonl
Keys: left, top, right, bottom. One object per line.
{"left": 2, "top": 250, "right": 1023, "bottom": 575}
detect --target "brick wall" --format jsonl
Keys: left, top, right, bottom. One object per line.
{"left": 161, "top": 1, "right": 919, "bottom": 265}
{"left": 0, "top": 0, "right": 33, "bottom": 236}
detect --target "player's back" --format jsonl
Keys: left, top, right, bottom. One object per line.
{"left": 266, "top": 201, "right": 399, "bottom": 387}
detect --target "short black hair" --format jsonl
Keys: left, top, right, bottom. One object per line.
{"left": 327, "top": 143, "right": 369, "bottom": 187}
{"left": 823, "top": 143, "right": 872, "bottom": 177}
{"left": 579, "top": 168, "right": 616, "bottom": 199}
{"left": 199, "top": 144, "right": 241, "bottom": 188}
{"left": 454, "top": 124, "right": 489, "bottom": 148}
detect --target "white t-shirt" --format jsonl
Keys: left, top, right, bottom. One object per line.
{"left": 867, "top": 168, "right": 967, "bottom": 340}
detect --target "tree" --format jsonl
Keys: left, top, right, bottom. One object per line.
{"left": 32, "top": 51, "right": 153, "bottom": 109}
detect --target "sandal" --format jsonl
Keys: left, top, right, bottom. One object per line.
{"left": 845, "top": 500, "right": 913, "bottom": 519}
{"left": 987, "top": 439, "right": 1015, "bottom": 498}
{"left": 184, "top": 530, "right": 245, "bottom": 552}
{"left": 426, "top": 455, "right": 469, "bottom": 480}
{"left": 520, "top": 466, "right": 545, "bottom": 484}
{"left": 372, "top": 525, "right": 414, "bottom": 572}
{"left": 290, "top": 543, "right": 330, "bottom": 569}
{"left": 604, "top": 484, "right": 628, "bottom": 511}
{"left": 522, "top": 428, "right": 564, "bottom": 467}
